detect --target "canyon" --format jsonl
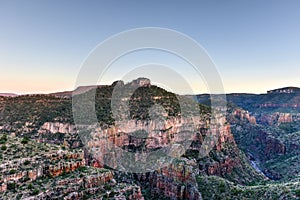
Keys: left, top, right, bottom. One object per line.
{"left": 0, "top": 83, "right": 300, "bottom": 199}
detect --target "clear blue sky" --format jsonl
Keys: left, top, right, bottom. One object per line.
{"left": 1, "top": 0, "right": 300, "bottom": 94}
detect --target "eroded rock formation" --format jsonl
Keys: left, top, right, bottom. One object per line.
{"left": 39, "top": 122, "right": 77, "bottom": 134}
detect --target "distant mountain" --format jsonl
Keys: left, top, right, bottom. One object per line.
{"left": 267, "top": 86, "right": 300, "bottom": 94}
{"left": 49, "top": 78, "right": 151, "bottom": 98}
{"left": 0, "top": 93, "right": 18, "bottom": 97}
{"left": 49, "top": 85, "right": 107, "bottom": 98}
{"left": 228, "top": 87, "right": 300, "bottom": 113}
{"left": 194, "top": 86, "right": 300, "bottom": 113}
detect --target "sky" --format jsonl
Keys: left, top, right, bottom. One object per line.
{"left": 0, "top": 0, "right": 300, "bottom": 94}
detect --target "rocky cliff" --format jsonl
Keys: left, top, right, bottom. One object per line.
{"left": 89, "top": 112, "right": 263, "bottom": 199}
{"left": 258, "top": 112, "right": 300, "bottom": 125}
{"left": 3, "top": 83, "right": 299, "bottom": 199}
{"left": 149, "top": 159, "right": 201, "bottom": 200}
{"left": 39, "top": 122, "right": 77, "bottom": 134}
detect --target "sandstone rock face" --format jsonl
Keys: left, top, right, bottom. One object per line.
{"left": 150, "top": 161, "right": 202, "bottom": 200}
{"left": 39, "top": 122, "right": 77, "bottom": 134}
{"left": 48, "top": 160, "right": 86, "bottom": 176}
{"left": 0, "top": 150, "right": 85, "bottom": 193}
{"left": 96, "top": 114, "right": 248, "bottom": 199}
{"left": 232, "top": 109, "right": 256, "bottom": 124}
{"left": 206, "top": 158, "right": 236, "bottom": 176}
{"left": 114, "top": 160, "right": 202, "bottom": 200}
{"left": 215, "top": 123, "right": 235, "bottom": 151}
{"left": 85, "top": 115, "right": 218, "bottom": 171}
{"left": 85, "top": 114, "right": 231, "bottom": 199}
{"left": 197, "top": 124, "right": 243, "bottom": 178}
{"left": 0, "top": 167, "right": 44, "bottom": 191}
{"left": 277, "top": 113, "right": 293, "bottom": 123}
{"left": 52, "top": 174, "right": 144, "bottom": 200}
{"left": 28, "top": 167, "right": 44, "bottom": 180}
{"left": 130, "top": 77, "right": 151, "bottom": 87}
{"left": 258, "top": 112, "right": 297, "bottom": 125}
{"left": 37, "top": 122, "right": 81, "bottom": 147}
{"left": 21, "top": 170, "right": 113, "bottom": 200}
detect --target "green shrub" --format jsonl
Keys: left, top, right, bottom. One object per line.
{"left": 104, "top": 183, "right": 112, "bottom": 190}
{"left": 28, "top": 183, "right": 34, "bottom": 190}
{"left": 21, "top": 137, "right": 29, "bottom": 144}
{"left": 7, "top": 182, "right": 16, "bottom": 190}
{"left": 1, "top": 145, "right": 7, "bottom": 151}
{"left": 295, "top": 189, "right": 300, "bottom": 197}
{"left": 0, "top": 134, "right": 7, "bottom": 144}
{"left": 24, "top": 160, "right": 31, "bottom": 165}
{"left": 219, "top": 182, "right": 226, "bottom": 193}
{"left": 31, "top": 189, "right": 39, "bottom": 195}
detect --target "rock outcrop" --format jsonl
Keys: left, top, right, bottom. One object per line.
{"left": 149, "top": 160, "right": 202, "bottom": 200}
{"left": 232, "top": 109, "right": 256, "bottom": 124}
{"left": 258, "top": 112, "right": 297, "bottom": 125}
{"left": 92, "top": 112, "right": 260, "bottom": 198}
{"left": 39, "top": 122, "right": 77, "bottom": 134}
{"left": 86, "top": 116, "right": 211, "bottom": 169}
{"left": 0, "top": 135, "right": 86, "bottom": 194}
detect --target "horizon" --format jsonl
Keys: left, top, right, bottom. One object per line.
{"left": 1, "top": 1, "right": 300, "bottom": 94}
{"left": 1, "top": 80, "right": 298, "bottom": 96}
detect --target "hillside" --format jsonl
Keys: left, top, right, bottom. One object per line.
{"left": 0, "top": 93, "right": 18, "bottom": 97}
{"left": 0, "top": 82, "right": 299, "bottom": 199}
{"left": 195, "top": 88, "right": 300, "bottom": 183}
